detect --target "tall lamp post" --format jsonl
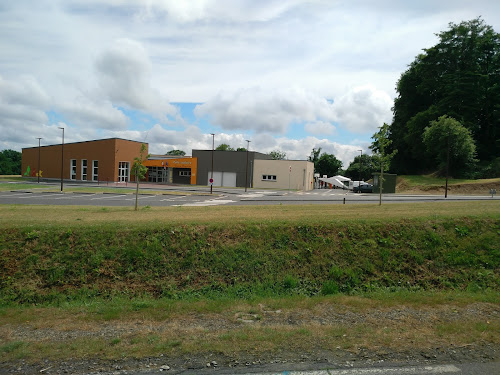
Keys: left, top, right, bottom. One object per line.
{"left": 358, "top": 149, "right": 363, "bottom": 192}
{"left": 245, "top": 140, "right": 251, "bottom": 192}
{"left": 210, "top": 133, "right": 215, "bottom": 194}
{"left": 36, "top": 137, "right": 42, "bottom": 183}
{"left": 59, "top": 127, "right": 64, "bottom": 192}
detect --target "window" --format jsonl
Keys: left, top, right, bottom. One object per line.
{"left": 81, "top": 159, "right": 87, "bottom": 180}
{"left": 179, "top": 170, "right": 191, "bottom": 177}
{"left": 92, "top": 160, "right": 98, "bottom": 181}
{"left": 262, "top": 175, "right": 277, "bottom": 181}
{"left": 70, "top": 159, "right": 77, "bottom": 180}
{"left": 118, "top": 162, "right": 129, "bottom": 182}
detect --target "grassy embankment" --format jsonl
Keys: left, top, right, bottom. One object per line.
{"left": 1, "top": 202, "right": 499, "bottom": 362}
{"left": 397, "top": 175, "right": 500, "bottom": 194}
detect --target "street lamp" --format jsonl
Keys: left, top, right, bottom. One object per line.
{"left": 59, "top": 127, "right": 64, "bottom": 192}
{"left": 210, "top": 133, "right": 215, "bottom": 194}
{"left": 245, "top": 140, "right": 251, "bottom": 192}
{"left": 358, "top": 149, "right": 363, "bottom": 193}
{"left": 36, "top": 137, "right": 42, "bottom": 183}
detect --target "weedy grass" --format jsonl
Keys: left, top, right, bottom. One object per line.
{"left": 0, "top": 201, "right": 499, "bottom": 363}
{"left": 399, "top": 175, "right": 500, "bottom": 187}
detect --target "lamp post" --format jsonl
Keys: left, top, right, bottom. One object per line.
{"left": 245, "top": 140, "right": 251, "bottom": 192}
{"left": 59, "top": 127, "right": 64, "bottom": 192}
{"left": 358, "top": 149, "right": 363, "bottom": 193}
{"left": 36, "top": 137, "right": 42, "bottom": 183}
{"left": 210, "top": 133, "right": 215, "bottom": 194}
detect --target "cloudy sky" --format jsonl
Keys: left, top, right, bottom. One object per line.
{"left": 1, "top": 1, "right": 499, "bottom": 167}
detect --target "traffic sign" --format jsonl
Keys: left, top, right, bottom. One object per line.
{"left": 209, "top": 178, "right": 214, "bottom": 184}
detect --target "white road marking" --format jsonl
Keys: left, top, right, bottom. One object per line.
{"left": 248, "top": 364, "right": 460, "bottom": 375}
{"left": 160, "top": 195, "right": 187, "bottom": 201}
{"left": 178, "top": 199, "right": 235, "bottom": 207}
{"left": 90, "top": 194, "right": 127, "bottom": 200}
{"left": 125, "top": 195, "right": 156, "bottom": 201}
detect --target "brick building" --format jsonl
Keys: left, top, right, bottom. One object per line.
{"left": 22, "top": 138, "right": 146, "bottom": 183}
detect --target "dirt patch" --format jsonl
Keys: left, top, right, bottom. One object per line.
{"left": 1, "top": 302, "right": 499, "bottom": 374}
{"left": 397, "top": 181, "right": 500, "bottom": 195}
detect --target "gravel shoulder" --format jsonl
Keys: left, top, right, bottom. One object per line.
{"left": 1, "top": 301, "right": 499, "bottom": 374}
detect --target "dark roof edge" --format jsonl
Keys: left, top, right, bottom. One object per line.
{"left": 22, "top": 138, "right": 147, "bottom": 150}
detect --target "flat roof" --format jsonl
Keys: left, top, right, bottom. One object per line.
{"left": 22, "top": 137, "right": 146, "bottom": 150}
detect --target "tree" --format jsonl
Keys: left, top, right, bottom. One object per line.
{"left": 370, "top": 123, "right": 397, "bottom": 205}
{"left": 166, "top": 149, "right": 185, "bottom": 156}
{"left": 422, "top": 115, "right": 477, "bottom": 182}
{"left": 0, "top": 149, "right": 22, "bottom": 175}
{"left": 215, "top": 144, "right": 234, "bottom": 151}
{"left": 308, "top": 148, "right": 321, "bottom": 164}
{"left": 270, "top": 150, "right": 286, "bottom": 160}
{"left": 236, "top": 147, "right": 247, "bottom": 152}
{"left": 316, "top": 153, "right": 343, "bottom": 177}
{"left": 132, "top": 144, "right": 150, "bottom": 211}
{"left": 344, "top": 154, "right": 379, "bottom": 181}
{"left": 389, "top": 18, "right": 500, "bottom": 174}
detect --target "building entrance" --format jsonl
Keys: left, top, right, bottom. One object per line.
{"left": 147, "top": 166, "right": 168, "bottom": 183}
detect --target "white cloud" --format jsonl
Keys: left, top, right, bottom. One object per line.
{"left": 195, "top": 87, "right": 336, "bottom": 134}
{"left": 304, "top": 120, "right": 336, "bottom": 136}
{"left": 58, "top": 98, "right": 128, "bottom": 130}
{"left": 0, "top": 75, "right": 50, "bottom": 146}
{"left": 95, "top": 38, "right": 177, "bottom": 119}
{"left": 332, "top": 85, "right": 393, "bottom": 134}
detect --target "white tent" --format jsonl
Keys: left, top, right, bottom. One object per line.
{"left": 318, "top": 175, "right": 350, "bottom": 189}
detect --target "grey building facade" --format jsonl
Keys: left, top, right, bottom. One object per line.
{"left": 193, "top": 150, "right": 272, "bottom": 188}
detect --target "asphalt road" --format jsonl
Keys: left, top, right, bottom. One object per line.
{"left": 0, "top": 182, "right": 497, "bottom": 207}
{"left": 107, "top": 362, "right": 500, "bottom": 375}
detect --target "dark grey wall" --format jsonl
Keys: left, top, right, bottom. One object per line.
{"left": 193, "top": 150, "right": 272, "bottom": 187}
{"left": 172, "top": 168, "right": 191, "bottom": 184}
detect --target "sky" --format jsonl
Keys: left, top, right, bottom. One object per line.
{"left": 1, "top": 1, "right": 499, "bottom": 168}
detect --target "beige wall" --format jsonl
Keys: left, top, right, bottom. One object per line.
{"left": 253, "top": 160, "right": 314, "bottom": 191}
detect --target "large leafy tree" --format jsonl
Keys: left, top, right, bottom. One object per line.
{"left": 389, "top": 18, "right": 500, "bottom": 174}
{"left": 215, "top": 144, "right": 235, "bottom": 151}
{"left": 344, "top": 154, "right": 379, "bottom": 181}
{"left": 166, "top": 149, "right": 185, "bottom": 156}
{"left": 0, "top": 149, "right": 22, "bottom": 175}
{"left": 316, "top": 153, "right": 343, "bottom": 177}
{"left": 422, "top": 115, "right": 476, "bottom": 178}
{"left": 270, "top": 150, "right": 286, "bottom": 160}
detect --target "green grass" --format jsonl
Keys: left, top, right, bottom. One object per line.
{"left": 399, "top": 175, "right": 500, "bottom": 187}
{"left": 1, "top": 205, "right": 498, "bottom": 304}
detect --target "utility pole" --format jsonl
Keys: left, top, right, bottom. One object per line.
{"left": 210, "top": 133, "right": 215, "bottom": 194}
{"left": 358, "top": 149, "right": 363, "bottom": 192}
{"left": 58, "top": 127, "right": 64, "bottom": 192}
{"left": 245, "top": 140, "right": 251, "bottom": 192}
{"left": 36, "top": 137, "right": 42, "bottom": 183}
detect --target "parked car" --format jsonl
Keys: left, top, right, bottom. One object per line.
{"left": 352, "top": 183, "right": 373, "bottom": 193}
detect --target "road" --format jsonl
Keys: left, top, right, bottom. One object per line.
{"left": 107, "top": 362, "right": 500, "bottom": 375}
{"left": 0, "top": 181, "right": 497, "bottom": 207}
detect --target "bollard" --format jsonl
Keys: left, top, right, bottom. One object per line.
{"left": 343, "top": 197, "right": 345, "bottom": 204}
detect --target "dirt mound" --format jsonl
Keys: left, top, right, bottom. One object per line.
{"left": 398, "top": 181, "right": 500, "bottom": 195}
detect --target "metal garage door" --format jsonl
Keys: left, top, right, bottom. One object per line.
{"left": 207, "top": 171, "right": 237, "bottom": 187}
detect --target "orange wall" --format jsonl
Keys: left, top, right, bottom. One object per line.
{"left": 143, "top": 157, "right": 197, "bottom": 184}
{"left": 22, "top": 139, "right": 146, "bottom": 182}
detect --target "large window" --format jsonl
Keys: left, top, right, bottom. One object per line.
{"left": 179, "top": 170, "right": 191, "bottom": 177}
{"left": 70, "top": 159, "right": 77, "bottom": 180}
{"left": 92, "top": 160, "right": 98, "bottom": 181}
{"left": 118, "top": 162, "right": 129, "bottom": 182}
{"left": 262, "top": 175, "right": 277, "bottom": 181}
{"left": 81, "top": 159, "right": 87, "bottom": 181}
